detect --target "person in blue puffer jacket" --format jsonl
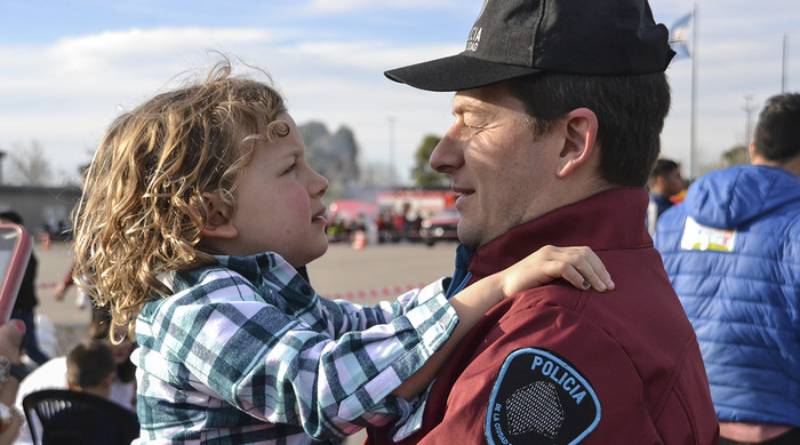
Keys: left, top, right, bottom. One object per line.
{"left": 655, "top": 92, "right": 800, "bottom": 445}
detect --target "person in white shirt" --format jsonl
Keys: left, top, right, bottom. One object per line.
{"left": 14, "top": 308, "right": 135, "bottom": 445}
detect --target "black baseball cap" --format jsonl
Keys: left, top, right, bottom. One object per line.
{"left": 385, "top": 0, "right": 675, "bottom": 92}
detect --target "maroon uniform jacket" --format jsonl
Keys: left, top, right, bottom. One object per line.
{"left": 367, "top": 188, "right": 718, "bottom": 444}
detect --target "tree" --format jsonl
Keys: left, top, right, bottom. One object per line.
{"left": 411, "top": 135, "right": 447, "bottom": 187}
{"left": 7, "top": 140, "right": 53, "bottom": 186}
{"left": 721, "top": 144, "right": 749, "bottom": 167}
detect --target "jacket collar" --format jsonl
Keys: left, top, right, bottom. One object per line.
{"left": 468, "top": 187, "right": 651, "bottom": 279}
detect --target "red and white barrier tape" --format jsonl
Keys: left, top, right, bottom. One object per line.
{"left": 37, "top": 281, "right": 427, "bottom": 302}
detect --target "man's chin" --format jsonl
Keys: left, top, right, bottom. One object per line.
{"left": 456, "top": 224, "right": 481, "bottom": 249}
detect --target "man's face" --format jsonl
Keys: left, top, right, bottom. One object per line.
{"left": 430, "top": 84, "right": 563, "bottom": 248}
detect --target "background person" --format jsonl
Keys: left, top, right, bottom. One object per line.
{"left": 647, "top": 158, "right": 685, "bottom": 235}
{"left": 66, "top": 340, "right": 115, "bottom": 398}
{"left": 0, "top": 321, "right": 29, "bottom": 445}
{"left": 0, "top": 211, "right": 49, "bottom": 367}
{"left": 14, "top": 308, "right": 136, "bottom": 445}
{"left": 656, "top": 92, "right": 800, "bottom": 445}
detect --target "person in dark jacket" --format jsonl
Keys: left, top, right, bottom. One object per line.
{"left": 0, "top": 211, "right": 49, "bottom": 366}
{"left": 366, "top": 0, "right": 719, "bottom": 443}
{"left": 656, "top": 93, "right": 800, "bottom": 445}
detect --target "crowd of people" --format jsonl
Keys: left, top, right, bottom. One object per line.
{"left": 327, "top": 211, "right": 430, "bottom": 246}
{"left": 0, "top": 0, "right": 796, "bottom": 444}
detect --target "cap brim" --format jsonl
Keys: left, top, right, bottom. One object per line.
{"left": 385, "top": 53, "right": 542, "bottom": 92}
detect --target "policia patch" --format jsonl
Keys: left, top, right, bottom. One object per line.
{"left": 485, "top": 348, "right": 601, "bottom": 445}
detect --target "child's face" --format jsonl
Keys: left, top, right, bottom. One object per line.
{"left": 228, "top": 112, "right": 330, "bottom": 266}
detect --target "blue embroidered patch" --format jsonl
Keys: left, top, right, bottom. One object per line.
{"left": 485, "top": 348, "right": 601, "bottom": 445}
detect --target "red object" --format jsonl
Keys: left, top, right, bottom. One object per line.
{"left": 366, "top": 188, "right": 718, "bottom": 444}
{"left": 0, "top": 224, "right": 32, "bottom": 322}
{"left": 328, "top": 200, "right": 379, "bottom": 222}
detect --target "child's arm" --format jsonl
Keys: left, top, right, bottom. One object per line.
{"left": 319, "top": 245, "right": 610, "bottom": 342}
{"left": 316, "top": 285, "right": 449, "bottom": 338}
{"left": 392, "top": 245, "right": 612, "bottom": 399}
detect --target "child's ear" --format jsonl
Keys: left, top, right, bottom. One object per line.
{"left": 200, "top": 192, "right": 238, "bottom": 240}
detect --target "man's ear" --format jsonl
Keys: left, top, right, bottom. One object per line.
{"left": 200, "top": 192, "right": 238, "bottom": 240}
{"left": 555, "top": 108, "right": 599, "bottom": 179}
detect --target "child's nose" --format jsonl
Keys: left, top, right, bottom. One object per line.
{"left": 309, "top": 169, "right": 328, "bottom": 198}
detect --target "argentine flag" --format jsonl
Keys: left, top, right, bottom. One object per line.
{"left": 669, "top": 12, "right": 693, "bottom": 59}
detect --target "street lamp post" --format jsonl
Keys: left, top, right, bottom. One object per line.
{"left": 387, "top": 116, "right": 396, "bottom": 186}
{"left": 743, "top": 95, "right": 756, "bottom": 146}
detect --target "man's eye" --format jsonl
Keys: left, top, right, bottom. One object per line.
{"left": 464, "top": 122, "right": 484, "bottom": 133}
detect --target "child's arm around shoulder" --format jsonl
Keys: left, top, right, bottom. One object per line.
{"left": 317, "top": 278, "right": 448, "bottom": 338}
{"left": 391, "top": 245, "right": 614, "bottom": 399}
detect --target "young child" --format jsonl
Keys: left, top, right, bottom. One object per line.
{"left": 72, "top": 61, "right": 613, "bottom": 444}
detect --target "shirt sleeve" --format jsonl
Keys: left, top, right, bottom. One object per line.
{"left": 147, "top": 276, "right": 459, "bottom": 441}
{"left": 317, "top": 279, "right": 449, "bottom": 339}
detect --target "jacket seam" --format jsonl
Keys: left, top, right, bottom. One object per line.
{"left": 673, "top": 376, "right": 700, "bottom": 445}
{"left": 708, "top": 382, "right": 800, "bottom": 397}
{"left": 651, "top": 335, "right": 697, "bottom": 422}
{"left": 696, "top": 338, "right": 800, "bottom": 355}
{"left": 665, "top": 263, "right": 800, "bottom": 280}
{"left": 688, "top": 316, "right": 796, "bottom": 335}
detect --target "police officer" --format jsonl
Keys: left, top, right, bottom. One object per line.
{"left": 366, "top": 0, "right": 719, "bottom": 443}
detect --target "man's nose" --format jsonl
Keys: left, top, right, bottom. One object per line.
{"left": 429, "top": 133, "right": 463, "bottom": 174}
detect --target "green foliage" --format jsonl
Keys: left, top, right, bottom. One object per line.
{"left": 722, "top": 144, "right": 749, "bottom": 166}
{"left": 411, "top": 135, "right": 447, "bottom": 187}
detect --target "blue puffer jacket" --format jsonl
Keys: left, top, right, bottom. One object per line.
{"left": 655, "top": 165, "right": 800, "bottom": 426}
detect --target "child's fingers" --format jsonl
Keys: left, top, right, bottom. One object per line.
{"left": 579, "top": 248, "right": 615, "bottom": 290}
{"left": 565, "top": 255, "right": 607, "bottom": 291}
{"left": 550, "top": 262, "right": 588, "bottom": 290}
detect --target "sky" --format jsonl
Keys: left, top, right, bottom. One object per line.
{"left": 0, "top": 0, "right": 798, "bottom": 185}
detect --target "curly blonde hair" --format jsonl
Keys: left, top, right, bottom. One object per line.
{"left": 73, "top": 60, "right": 289, "bottom": 338}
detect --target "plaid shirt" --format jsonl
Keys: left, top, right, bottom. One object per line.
{"left": 132, "top": 252, "right": 458, "bottom": 444}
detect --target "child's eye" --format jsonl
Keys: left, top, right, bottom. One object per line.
{"left": 282, "top": 163, "right": 296, "bottom": 175}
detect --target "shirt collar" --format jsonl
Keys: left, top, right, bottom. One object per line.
{"left": 213, "top": 252, "right": 297, "bottom": 288}
{"left": 468, "top": 187, "right": 651, "bottom": 280}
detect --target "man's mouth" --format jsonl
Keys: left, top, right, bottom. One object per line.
{"left": 312, "top": 208, "right": 328, "bottom": 224}
{"left": 452, "top": 187, "right": 475, "bottom": 209}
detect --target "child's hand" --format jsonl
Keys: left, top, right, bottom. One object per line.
{"left": 501, "top": 245, "right": 614, "bottom": 297}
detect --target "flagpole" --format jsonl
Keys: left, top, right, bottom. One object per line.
{"left": 782, "top": 34, "right": 788, "bottom": 93}
{"left": 689, "top": 4, "right": 698, "bottom": 179}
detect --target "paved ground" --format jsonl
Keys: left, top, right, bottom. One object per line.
{"left": 35, "top": 241, "right": 456, "bottom": 329}
{"left": 32, "top": 240, "right": 458, "bottom": 444}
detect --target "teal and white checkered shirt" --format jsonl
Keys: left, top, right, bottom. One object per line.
{"left": 132, "top": 252, "right": 458, "bottom": 444}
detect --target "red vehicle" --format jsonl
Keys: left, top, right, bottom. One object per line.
{"left": 420, "top": 209, "right": 460, "bottom": 246}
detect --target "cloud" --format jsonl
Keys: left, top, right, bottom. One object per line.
{"left": 304, "top": 0, "right": 457, "bottom": 14}
{"left": 0, "top": 0, "right": 798, "bottom": 186}
{"left": 0, "top": 26, "right": 459, "bottom": 184}
{"left": 289, "top": 41, "right": 461, "bottom": 72}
